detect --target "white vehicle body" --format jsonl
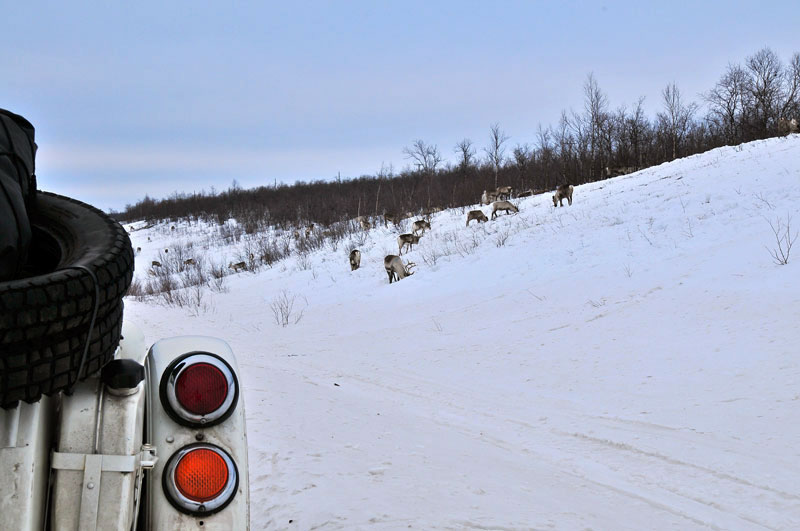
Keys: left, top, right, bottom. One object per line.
{"left": 0, "top": 321, "right": 250, "bottom": 530}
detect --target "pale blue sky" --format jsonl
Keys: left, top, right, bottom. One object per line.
{"left": 3, "top": 1, "right": 798, "bottom": 211}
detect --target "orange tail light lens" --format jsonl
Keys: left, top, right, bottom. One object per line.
{"left": 163, "top": 444, "right": 239, "bottom": 515}
{"left": 175, "top": 448, "right": 229, "bottom": 502}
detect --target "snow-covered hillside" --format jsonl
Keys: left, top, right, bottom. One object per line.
{"left": 125, "top": 136, "right": 800, "bottom": 530}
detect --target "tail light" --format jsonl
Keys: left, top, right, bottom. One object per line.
{"left": 163, "top": 443, "right": 239, "bottom": 515}
{"left": 160, "top": 352, "right": 238, "bottom": 427}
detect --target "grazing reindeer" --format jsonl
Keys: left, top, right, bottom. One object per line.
{"left": 397, "top": 233, "right": 422, "bottom": 255}
{"left": 356, "top": 216, "right": 371, "bottom": 230}
{"left": 481, "top": 190, "right": 498, "bottom": 205}
{"left": 151, "top": 260, "right": 162, "bottom": 268}
{"left": 412, "top": 219, "right": 431, "bottom": 236}
{"left": 384, "top": 255, "right": 415, "bottom": 283}
{"left": 552, "top": 184, "right": 574, "bottom": 207}
{"left": 778, "top": 117, "right": 798, "bottom": 135}
{"left": 349, "top": 249, "right": 361, "bottom": 271}
{"left": 184, "top": 258, "right": 196, "bottom": 266}
{"left": 466, "top": 210, "right": 489, "bottom": 226}
{"left": 229, "top": 261, "right": 247, "bottom": 272}
{"left": 491, "top": 200, "right": 519, "bottom": 219}
{"left": 516, "top": 189, "right": 534, "bottom": 198}
{"left": 383, "top": 213, "right": 398, "bottom": 227}
{"left": 495, "top": 185, "right": 513, "bottom": 200}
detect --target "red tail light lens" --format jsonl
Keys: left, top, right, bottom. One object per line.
{"left": 160, "top": 352, "right": 238, "bottom": 427}
{"left": 175, "top": 363, "right": 228, "bottom": 415}
{"left": 164, "top": 444, "right": 239, "bottom": 515}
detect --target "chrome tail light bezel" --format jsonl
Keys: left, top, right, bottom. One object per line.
{"left": 159, "top": 351, "right": 239, "bottom": 428}
{"left": 162, "top": 443, "right": 239, "bottom": 516}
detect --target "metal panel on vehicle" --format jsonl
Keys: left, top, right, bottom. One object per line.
{"left": 146, "top": 336, "right": 250, "bottom": 530}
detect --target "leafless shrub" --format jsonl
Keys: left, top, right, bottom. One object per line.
{"left": 296, "top": 252, "right": 312, "bottom": 271}
{"left": 754, "top": 192, "right": 775, "bottom": 210}
{"left": 587, "top": 298, "right": 607, "bottom": 308}
{"left": 637, "top": 225, "right": 655, "bottom": 246}
{"left": 209, "top": 260, "right": 228, "bottom": 280}
{"left": 420, "top": 246, "right": 441, "bottom": 267}
{"left": 494, "top": 228, "right": 510, "bottom": 247}
{"left": 351, "top": 230, "right": 368, "bottom": 248}
{"left": 682, "top": 217, "right": 694, "bottom": 238}
{"left": 270, "top": 290, "right": 307, "bottom": 327}
{"left": 623, "top": 263, "right": 634, "bottom": 278}
{"left": 766, "top": 214, "right": 797, "bottom": 265}
{"left": 526, "top": 289, "right": 546, "bottom": 302}
{"left": 127, "top": 278, "right": 147, "bottom": 300}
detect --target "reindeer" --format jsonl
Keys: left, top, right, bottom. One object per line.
{"left": 481, "top": 190, "right": 498, "bottom": 205}
{"left": 491, "top": 200, "right": 519, "bottom": 219}
{"left": 412, "top": 219, "right": 431, "bottom": 236}
{"left": 516, "top": 189, "right": 534, "bottom": 198}
{"left": 356, "top": 216, "right": 371, "bottom": 230}
{"left": 384, "top": 255, "right": 415, "bottom": 283}
{"left": 383, "top": 213, "right": 398, "bottom": 227}
{"left": 552, "top": 184, "right": 574, "bottom": 207}
{"left": 778, "top": 117, "right": 799, "bottom": 135}
{"left": 229, "top": 261, "right": 247, "bottom": 272}
{"left": 349, "top": 249, "right": 361, "bottom": 271}
{"left": 495, "top": 185, "right": 513, "bottom": 200}
{"left": 397, "top": 233, "right": 422, "bottom": 255}
{"left": 466, "top": 210, "right": 489, "bottom": 226}
{"left": 184, "top": 258, "right": 196, "bottom": 266}
{"left": 422, "top": 206, "right": 443, "bottom": 216}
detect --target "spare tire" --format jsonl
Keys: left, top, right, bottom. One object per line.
{"left": 1, "top": 192, "right": 134, "bottom": 408}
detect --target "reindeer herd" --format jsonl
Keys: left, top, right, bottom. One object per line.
{"left": 345, "top": 184, "right": 576, "bottom": 283}
{"left": 144, "top": 184, "right": 576, "bottom": 283}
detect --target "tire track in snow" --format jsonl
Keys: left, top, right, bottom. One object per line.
{"left": 314, "top": 366, "right": 796, "bottom": 529}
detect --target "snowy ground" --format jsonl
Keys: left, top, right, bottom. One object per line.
{"left": 125, "top": 136, "right": 800, "bottom": 530}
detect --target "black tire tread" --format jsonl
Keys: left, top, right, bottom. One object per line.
{"left": 1, "top": 192, "right": 134, "bottom": 408}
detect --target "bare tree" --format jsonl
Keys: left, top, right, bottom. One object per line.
{"left": 454, "top": 138, "right": 476, "bottom": 176}
{"left": 627, "top": 97, "right": 650, "bottom": 170}
{"left": 745, "top": 48, "right": 784, "bottom": 137}
{"left": 484, "top": 123, "right": 509, "bottom": 189}
{"left": 403, "top": 140, "right": 443, "bottom": 174}
{"left": 779, "top": 52, "right": 800, "bottom": 121}
{"left": 583, "top": 73, "right": 610, "bottom": 178}
{"left": 659, "top": 83, "right": 698, "bottom": 160}
{"left": 704, "top": 64, "right": 749, "bottom": 143}
{"left": 512, "top": 143, "right": 532, "bottom": 190}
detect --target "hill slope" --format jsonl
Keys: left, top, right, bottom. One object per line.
{"left": 126, "top": 135, "right": 800, "bottom": 530}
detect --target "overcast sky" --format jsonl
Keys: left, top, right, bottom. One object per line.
{"left": 3, "top": 1, "right": 798, "bottom": 212}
